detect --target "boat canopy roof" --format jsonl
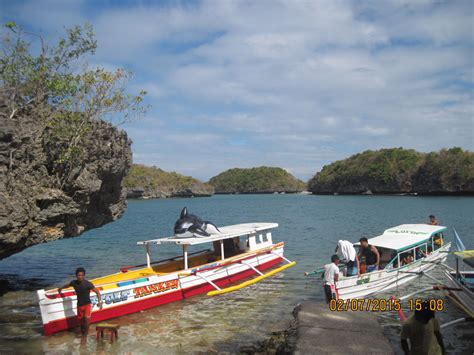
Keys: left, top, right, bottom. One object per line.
{"left": 355, "top": 224, "right": 447, "bottom": 252}
{"left": 137, "top": 223, "right": 278, "bottom": 246}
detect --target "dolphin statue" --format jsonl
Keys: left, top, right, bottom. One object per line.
{"left": 173, "top": 207, "right": 221, "bottom": 238}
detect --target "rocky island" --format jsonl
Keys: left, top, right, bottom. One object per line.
{"left": 124, "top": 164, "right": 214, "bottom": 199}
{"left": 308, "top": 147, "right": 474, "bottom": 195}
{"left": 208, "top": 166, "right": 305, "bottom": 194}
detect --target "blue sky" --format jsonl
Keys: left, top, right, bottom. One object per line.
{"left": 1, "top": 0, "right": 473, "bottom": 180}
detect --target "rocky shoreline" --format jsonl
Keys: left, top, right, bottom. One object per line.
{"left": 239, "top": 306, "right": 298, "bottom": 354}
{"left": 126, "top": 187, "right": 213, "bottom": 199}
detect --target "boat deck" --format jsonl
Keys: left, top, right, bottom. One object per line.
{"left": 49, "top": 243, "right": 283, "bottom": 293}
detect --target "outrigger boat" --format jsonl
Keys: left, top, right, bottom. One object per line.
{"left": 37, "top": 223, "right": 296, "bottom": 335}
{"left": 394, "top": 229, "right": 473, "bottom": 328}
{"left": 308, "top": 224, "right": 451, "bottom": 299}
{"left": 444, "top": 230, "right": 474, "bottom": 317}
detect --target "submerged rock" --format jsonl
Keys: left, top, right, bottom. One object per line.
{"left": 0, "top": 104, "right": 132, "bottom": 260}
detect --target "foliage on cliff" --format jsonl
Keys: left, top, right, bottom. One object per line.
{"left": 0, "top": 22, "right": 146, "bottom": 259}
{"left": 124, "top": 164, "right": 214, "bottom": 198}
{"left": 308, "top": 148, "right": 474, "bottom": 194}
{"left": 1, "top": 22, "right": 146, "bottom": 187}
{"left": 208, "top": 167, "right": 305, "bottom": 193}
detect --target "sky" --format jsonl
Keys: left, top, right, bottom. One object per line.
{"left": 1, "top": 0, "right": 473, "bottom": 181}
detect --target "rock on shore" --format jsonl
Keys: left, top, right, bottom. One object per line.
{"left": 0, "top": 107, "right": 132, "bottom": 260}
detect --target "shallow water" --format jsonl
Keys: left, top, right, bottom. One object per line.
{"left": 0, "top": 195, "right": 473, "bottom": 354}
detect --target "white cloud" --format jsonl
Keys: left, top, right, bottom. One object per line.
{"left": 2, "top": 0, "right": 472, "bottom": 180}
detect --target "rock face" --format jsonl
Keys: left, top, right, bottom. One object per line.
{"left": 0, "top": 105, "right": 132, "bottom": 260}
{"left": 124, "top": 164, "right": 214, "bottom": 199}
{"left": 308, "top": 148, "right": 474, "bottom": 195}
{"left": 209, "top": 166, "right": 306, "bottom": 194}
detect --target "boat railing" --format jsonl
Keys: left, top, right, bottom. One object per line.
{"left": 119, "top": 248, "right": 212, "bottom": 273}
{"left": 179, "top": 242, "right": 285, "bottom": 276}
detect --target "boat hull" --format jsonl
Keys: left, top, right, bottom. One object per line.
{"left": 336, "top": 243, "right": 451, "bottom": 300}
{"left": 38, "top": 245, "right": 285, "bottom": 335}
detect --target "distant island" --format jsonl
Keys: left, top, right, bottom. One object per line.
{"left": 208, "top": 166, "right": 306, "bottom": 194}
{"left": 125, "top": 148, "right": 473, "bottom": 199}
{"left": 308, "top": 147, "right": 474, "bottom": 195}
{"left": 124, "top": 164, "right": 214, "bottom": 199}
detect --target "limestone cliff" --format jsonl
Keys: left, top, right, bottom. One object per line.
{"left": 0, "top": 103, "right": 132, "bottom": 259}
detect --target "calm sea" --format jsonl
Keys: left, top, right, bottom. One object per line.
{"left": 0, "top": 195, "right": 473, "bottom": 354}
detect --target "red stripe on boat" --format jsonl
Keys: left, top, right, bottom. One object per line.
{"left": 43, "top": 257, "right": 282, "bottom": 335}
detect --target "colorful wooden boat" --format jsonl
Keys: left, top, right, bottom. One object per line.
{"left": 37, "top": 223, "right": 296, "bottom": 335}
{"left": 305, "top": 224, "right": 451, "bottom": 299}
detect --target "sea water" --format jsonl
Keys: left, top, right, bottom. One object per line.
{"left": 0, "top": 195, "right": 473, "bottom": 353}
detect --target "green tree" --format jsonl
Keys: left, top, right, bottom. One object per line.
{"left": 1, "top": 22, "right": 148, "bottom": 186}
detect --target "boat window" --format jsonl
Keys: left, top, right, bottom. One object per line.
{"left": 262, "top": 233, "right": 269, "bottom": 242}
{"left": 415, "top": 244, "right": 428, "bottom": 260}
{"left": 378, "top": 248, "right": 394, "bottom": 269}
{"left": 400, "top": 249, "right": 415, "bottom": 266}
{"left": 387, "top": 250, "right": 399, "bottom": 269}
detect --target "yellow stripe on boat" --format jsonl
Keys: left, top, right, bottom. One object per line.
{"left": 207, "top": 261, "right": 296, "bottom": 296}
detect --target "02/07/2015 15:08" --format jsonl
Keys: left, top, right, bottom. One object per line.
{"left": 329, "top": 298, "right": 445, "bottom": 312}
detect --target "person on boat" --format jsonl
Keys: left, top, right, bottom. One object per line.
{"left": 401, "top": 300, "right": 446, "bottom": 355}
{"left": 416, "top": 247, "right": 427, "bottom": 260}
{"left": 58, "top": 267, "right": 103, "bottom": 344}
{"left": 322, "top": 255, "right": 340, "bottom": 303}
{"left": 401, "top": 254, "right": 414, "bottom": 266}
{"left": 335, "top": 240, "right": 360, "bottom": 276}
{"left": 429, "top": 215, "right": 439, "bottom": 225}
{"left": 358, "top": 237, "right": 380, "bottom": 272}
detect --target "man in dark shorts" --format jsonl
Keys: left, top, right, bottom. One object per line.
{"left": 322, "top": 255, "right": 340, "bottom": 303}
{"left": 58, "top": 267, "right": 102, "bottom": 344}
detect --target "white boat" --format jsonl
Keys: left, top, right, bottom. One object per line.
{"left": 37, "top": 223, "right": 295, "bottom": 335}
{"left": 335, "top": 224, "right": 451, "bottom": 299}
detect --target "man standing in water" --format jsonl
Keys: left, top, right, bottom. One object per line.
{"left": 58, "top": 267, "right": 103, "bottom": 344}
{"left": 322, "top": 255, "right": 340, "bottom": 303}
{"left": 429, "top": 215, "right": 439, "bottom": 225}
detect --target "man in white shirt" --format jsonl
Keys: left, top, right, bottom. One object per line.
{"left": 323, "top": 255, "right": 340, "bottom": 303}
{"left": 335, "top": 240, "right": 360, "bottom": 276}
